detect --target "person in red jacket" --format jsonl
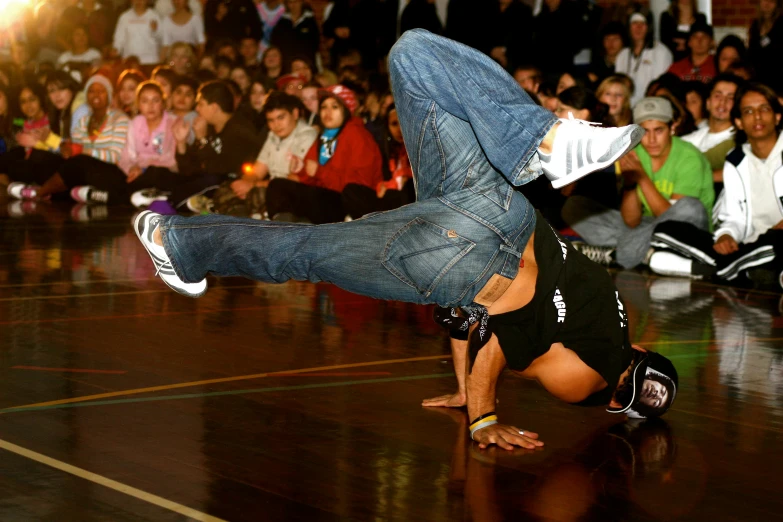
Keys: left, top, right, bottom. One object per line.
{"left": 266, "top": 84, "right": 383, "bottom": 223}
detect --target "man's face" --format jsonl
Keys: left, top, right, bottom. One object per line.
{"left": 603, "top": 33, "right": 624, "bottom": 57}
{"left": 195, "top": 94, "right": 217, "bottom": 123}
{"left": 688, "top": 31, "right": 713, "bottom": 56}
{"left": 639, "top": 379, "right": 669, "bottom": 409}
{"left": 266, "top": 108, "right": 298, "bottom": 139}
{"left": 514, "top": 69, "right": 539, "bottom": 93}
{"left": 640, "top": 119, "right": 673, "bottom": 159}
{"left": 630, "top": 21, "right": 647, "bottom": 43}
{"left": 735, "top": 91, "right": 782, "bottom": 142}
{"left": 706, "top": 81, "right": 737, "bottom": 123}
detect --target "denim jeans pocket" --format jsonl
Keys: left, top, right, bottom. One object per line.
{"left": 382, "top": 218, "right": 476, "bottom": 298}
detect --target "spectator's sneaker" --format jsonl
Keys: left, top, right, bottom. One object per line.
{"left": 7, "top": 182, "right": 38, "bottom": 200}
{"left": 572, "top": 242, "right": 615, "bottom": 266}
{"left": 652, "top": 221, "right": 717, "bottom": 266}
{"left": 186, "top": 194, "right": 214, "bottom": 214}
{"left": 71, "top": 185, "right": 109, "bottom": 204}
{"left": 540, "top": 114, "right": 644, "bottom": 189}
{"left": 648, "top": 250, "right": 716, "bottom": 279}
{"left": 131, "top": 188, "right": 170, "bottom": 208}
{"left": 134, "top": 210, "right": 207, "bottom": 298}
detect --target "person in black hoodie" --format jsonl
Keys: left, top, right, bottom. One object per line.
{"left": 167, "top": 81, "right": 263, "bottom": 209}
{"left": 271, "top": 0, "right": 321, "bottom": 70}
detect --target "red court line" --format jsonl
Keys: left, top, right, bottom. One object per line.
{"left": 12, "top": 366, "right": 127, "bottom": 375}
{"left": 273, "top": 372, "right": 392, "bottom": 377}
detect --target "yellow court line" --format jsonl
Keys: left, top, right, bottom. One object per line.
{"left": 0, "top": 438, "right": 227, "bottom": 521}
{"left": 2, "top": 354, "right": 453, "bottom": 412}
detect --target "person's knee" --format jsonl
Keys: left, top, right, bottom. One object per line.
{"left": 670, "top": 197, "right": 708, "bottom": 228}
{"left": 561, "top": 195, "right": 593, "bottom": 226}
{"left": 389, "top": 29, "right": 432, "bottom": 69}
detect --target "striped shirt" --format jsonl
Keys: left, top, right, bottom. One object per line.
{"left": 72, "top": 109, "right": 130, "bottom": 165}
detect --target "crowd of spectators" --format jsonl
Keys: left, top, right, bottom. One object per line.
{"left": 2, "top": 0, "right": 783, "bottom": 288}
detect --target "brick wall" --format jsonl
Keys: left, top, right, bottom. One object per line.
{"left": 712, "top": 0, "right": 758, "bottom": 28}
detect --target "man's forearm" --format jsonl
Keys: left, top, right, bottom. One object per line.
{"left": 466, "top": 335, "right": 506, "bottom": 422}
{"left": 639, "top": 176, "right": 672, "bottom": 216}
{"left": 450, "top": 337, "right": 468, "bottom": 397}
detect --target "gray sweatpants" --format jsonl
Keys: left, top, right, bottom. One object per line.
{"left": 562, "top": 196, "right": 709, "bottom": 269}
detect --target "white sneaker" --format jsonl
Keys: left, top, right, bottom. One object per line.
{"left": 131, "top": 188, "right": 170, "bottom": 208}
{"left": 186, "top": 194, "right": 214, "bottom": 214}
{"left": 7, "top": 182, "right": 38, "bottom": 200}
{"left": 134, "top": 210, "right": 207, "bottom": 298}
{"left": 540, "top": 113, "right": 644, "bottom": 189}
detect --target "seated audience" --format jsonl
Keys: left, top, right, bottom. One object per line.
{"left": 649, "top": 83, "right": 783, "bottom": 287}
{"left": 562, "top": 96, "right": 714, "bottom": 268}
{"left": 748, "top": 0, "right": 783, "bottom": 92}
{"left": 203, "top": 0, "right": 262, "bottom": 49}
{"left": 682, "top": 74, "right": 742, "bottom": 190}
{"left": 115, "top": 69, "right": 147, "bottom": 118}
{"left": 266, "top": 84, "right": 382, "bottom": 223}
{"left": 151, "top": 66, "right": 177, "bottom": 101}
{"left": 667, "top": 21, "right": 717, "bottom": 84}
{"left": 659, "top": 0, "right": 708, "bottom": 61}
{"left": 590, "top": 22, "right": 627, "bottom": 81}
{"left": 8, "top": 75, "right": 130, "bottom": 204}
{"left": 683, "top": 81, "right": 709, "bottom": 128}
{"left": 167, "top": 42, "right": 197, "bottom": 76}
{"left": 513, "top": 64, "right": 542, "bottom": 95}
{"left": 57, "top": 25, "right": 102, "bottom": 71}
{"left": 238, "top": 37, "right": 261, "bottom": 68}
{"left": 597, "top": 75, "right": 634, "bottom": 127}
{"left": 342, "top": 104, "right": 414, "bottom": 219}
{"left": 715, "top": 34, "right": 747, "bottom": 74}
{"left": 270, "top": 0, "right": 320, "bottom": 70}
{"left": 616, "top": 12, "right": 673, "bottom": 105}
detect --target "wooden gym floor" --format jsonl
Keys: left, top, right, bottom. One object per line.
{"left": 1, "top": 203, "right": 782, "bottom": 521}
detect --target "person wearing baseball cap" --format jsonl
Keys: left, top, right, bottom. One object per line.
{"left": 667, "top": 20, "right": 717, "bottom": 83}
{"left": 615, "top": 12, "right": 673, "bottom": 105}
{"left": 264, "top": 83, "right": 382, "bottom": 223}
{"left": 563, "top": 95, "right": 714, "bottom": 270}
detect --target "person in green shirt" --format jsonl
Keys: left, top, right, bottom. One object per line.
{"left": 562, "top": 96, "right": 714, "bottom": 268}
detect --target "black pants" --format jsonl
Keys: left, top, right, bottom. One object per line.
{"left": 60, "top": 155, "right": 180, "bottom": 205}
{"left": 341, "top": 182, "right": 416, "bottom": 219}
{"left": 266, "top": 178, "right": 345, "bottom": 224}
{"left": 0, "top": 147, "right": 64, "bottom": 185}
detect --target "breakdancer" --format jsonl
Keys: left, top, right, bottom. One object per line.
{"left": 134, "top": 30, "right": 678, "bottom": 449}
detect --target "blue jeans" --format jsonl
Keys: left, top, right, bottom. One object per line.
{"left": 159, "top": 29, "right": 558, "bottom": 307}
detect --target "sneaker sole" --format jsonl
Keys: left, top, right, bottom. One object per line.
{"left": 550, "top": 125, "right": 645, "bottom": 189}
{"left": 133, "top": 211, "right": 207, "bottom": 298}
{"left": 652, "top": 232, "right": 717, "bottom": 266}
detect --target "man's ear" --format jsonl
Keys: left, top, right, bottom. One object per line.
{"left": 292, "top": 108, "right": 300, "bottom": 120}
{"left": 734, "top": 117, "right": 744, "bottom": 131}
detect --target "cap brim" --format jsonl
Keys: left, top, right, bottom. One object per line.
{"left": 607, "top": 355, "right": 649, "bottom": 414}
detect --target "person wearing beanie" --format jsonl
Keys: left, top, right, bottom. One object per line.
{"left": 264, "top": 84, "right": 382, "bottom": 224}
{"left": 7, "top": 74, "right": 131, "bottom": 204}
{"left": 563, "top": 95, "right": 713, "bottom": 269}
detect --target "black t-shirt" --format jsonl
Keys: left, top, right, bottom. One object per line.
{"left": 490, "top": 212, "right": 633, "bottom": 404}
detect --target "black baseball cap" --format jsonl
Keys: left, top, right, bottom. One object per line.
{"left": 607, "top": 351, "right": 678, "bottom": 419}
{"left": 689, "top": 20, "right": 714, "bottom": 39}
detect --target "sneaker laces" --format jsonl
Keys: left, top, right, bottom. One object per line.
{"left": 90, "top": 190, "right": 109, "bottom": 203}
{"left": 559, "top": 112, "right": 601, "bottom": 128}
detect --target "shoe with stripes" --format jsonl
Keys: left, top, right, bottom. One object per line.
{"left": 540, "top": 113, "right": 644, "bottom": 189}
{"left": 134, "top": 210, "right": 207, "bottom": 298}
{"left": 71, "top": 185, "right": 109, "bottom": 204}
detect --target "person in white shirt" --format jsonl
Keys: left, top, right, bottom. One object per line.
{"left": 112, "top": 0, "right": 162, "bottom": 65}
{"left": 57, "top": 25, "right": 103, "bottom": 67}
{"left": 160, "top": 0, "right": 206, "bottom": 59}
{"left": 155, "top": 0, "right": 202, "bottom": 17}
{"left": 615, "top": 12, "right": 673, "bottom": 106}
{"left": 682, "top": 73, "right": 742, "bottom": 187}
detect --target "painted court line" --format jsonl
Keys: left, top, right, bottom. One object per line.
{"left": 12, "top": 366, "right": 127, "bottom": 375}
{"left": 0, "top": 355, "right": 452, "bottom": 413}
{"left": 0, "top": 438, "right": 227, "bottom": 521}
{"left": 1, "top": 374, "right": 454, "bottom": 414}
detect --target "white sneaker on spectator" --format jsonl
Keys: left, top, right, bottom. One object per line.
{"left": 540, "top": 113, "right": 644, "bottom": 189}
{"left": 131, "top": 188, "right": 170, "bottom": 208}
{"left": 71, "top": 185, "right": 109, "bottom": 204}
{"left": 134, "top": 210, "right": 207, "bottom": 298}
{"left": 7, "top": 182, "right": 39, "bottom": 200}
{"left": 186, "top": 194, "right": 214, "bottom": 214}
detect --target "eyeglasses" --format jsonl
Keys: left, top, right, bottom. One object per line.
{"left": 741, "top": 104, "right": 774, "bottom": 117}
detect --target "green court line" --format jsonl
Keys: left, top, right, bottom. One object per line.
{"left": 0, "top": 373, "right": 455, "bottom": 414}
